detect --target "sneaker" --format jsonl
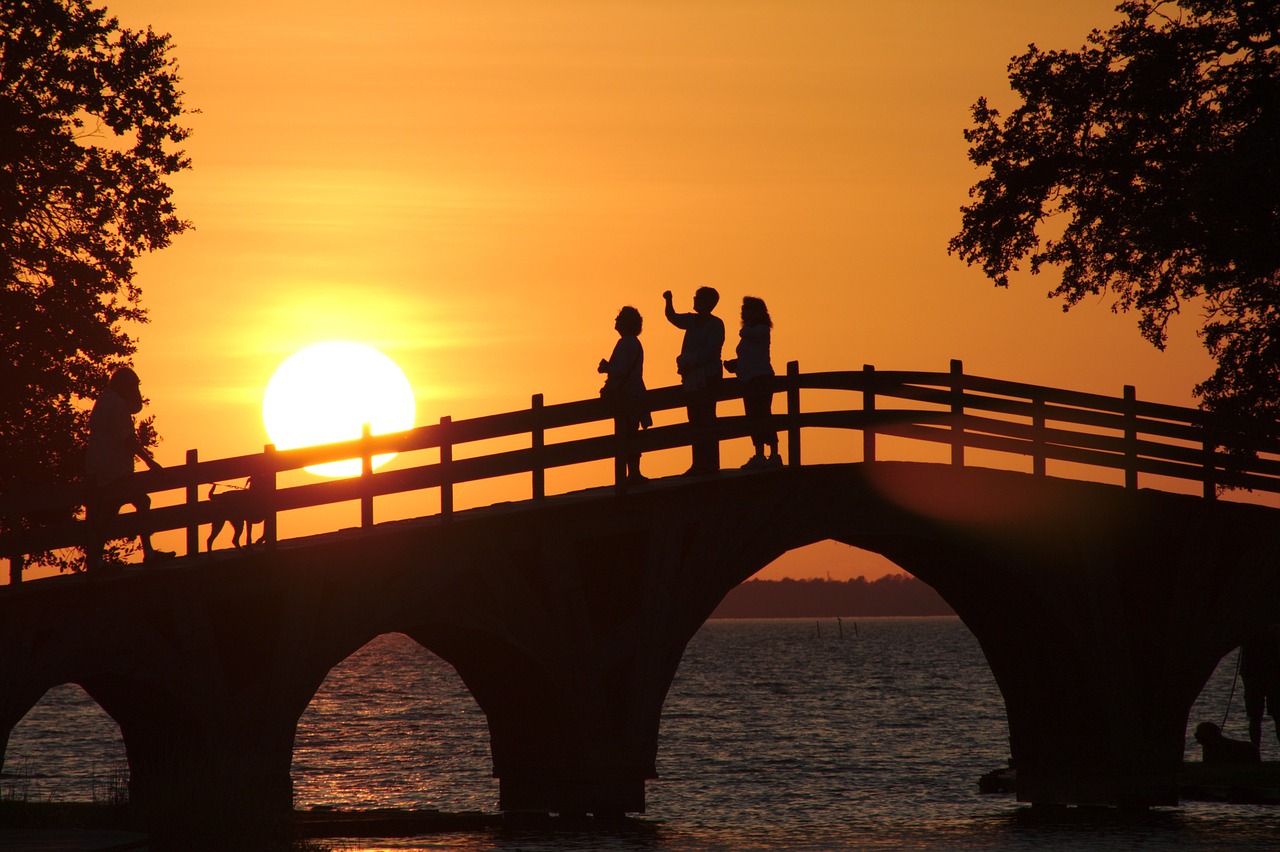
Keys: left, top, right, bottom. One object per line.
{"left": 767, "top": 455, "right": 784, "bottom": 468}
{"left": 740, "top": 455, "right": 766, "bottom": 470}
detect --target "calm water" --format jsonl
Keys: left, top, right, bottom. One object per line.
{"left": 7, "top": 618, "right": 1280, "bottom": 850}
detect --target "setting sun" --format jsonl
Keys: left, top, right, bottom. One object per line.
{"left": 262, "top": 341, "right": 416, "bottom": 477}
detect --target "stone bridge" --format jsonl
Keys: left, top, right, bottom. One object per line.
{"left": 2, "top": 363, "right": 1279, "bottom": 841}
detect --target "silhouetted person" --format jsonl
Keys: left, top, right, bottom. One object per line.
{"left": 1242, "top": 624, "right": 1280, "bottom": 751}
{"left": 85, "top": 367, "right": 171, "bottom": 570}
{"left": 1194, "top": 721, "right": 1260, "bottom": 765}
{"left": 663, "top": 287, "right": 724, "bottom": 475}
{"left": 724, "top": 295, "right": 780, "bottom": 470}
{"left": 598, "top": 306, "right": 652, "bottom": 484}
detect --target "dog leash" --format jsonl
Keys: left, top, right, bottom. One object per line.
{"left": 1221, "top": 645, "right": 1243, "bottom": 730}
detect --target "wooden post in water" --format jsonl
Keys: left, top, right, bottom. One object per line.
{"left": 531, "top": 394, "right": 545, "bottom": 500}
{"left": 185, "top": 448, "right": 199, "bottom": 556}
{"left": 361, "top": 423, "right": 373, "bottom": 529}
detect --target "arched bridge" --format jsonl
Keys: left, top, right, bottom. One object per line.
{"left": 2, "top": 361, "right": 1279, "bottom": 841}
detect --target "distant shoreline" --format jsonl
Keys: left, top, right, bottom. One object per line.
{"left": 709, "top": 576, "right": 954, "bottom": 619}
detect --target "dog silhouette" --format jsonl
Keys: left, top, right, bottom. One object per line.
{"left": 206, "top": 479, "right": 266, "bottom": 551}
{"left": 1194, "top": 722, "right": 1259, "bottom": 765}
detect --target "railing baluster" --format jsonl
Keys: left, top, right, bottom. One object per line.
{"left": 185, "top": 449, "right": 199, "bottom": 556}
{"left": 950, "top": 359, "right": 964, "bottom": 467}
{"left": 263, "top": 444, "right": 278, "bottom": 549}
{"left": 863, "top": 364, "right": 876, "bottom": 463}
{"left": 1124, "top": 385, "right": 1138, "bottom": 489}
{"left": 613, "top": 411, "right": 627, "bottom": 495}
{"left": 1032, "top": 396, "right": 1046, "bottom": 477}
{"left": 8, "top": 554, "right": 22, "bottom": 585}
{"left": 361, "top": 423, "right": 373, "bottom": 529}
{"left": 787, "top": 360, "right": 801, "bottom": 467}
{"left": 531, "top": 394, "right": 545, "bottom": 500}
{"left": 1203, "top": 429, "right": 1217, "bottom": 500}
{"left": 440, "top": 416, "right": 454, "bottom": 518}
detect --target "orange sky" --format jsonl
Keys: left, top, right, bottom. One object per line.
{"left": 73, "top": 0, "right": 1225, "bottom": 582}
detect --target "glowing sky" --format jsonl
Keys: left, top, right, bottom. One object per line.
{"left": 99, "top": 0, "right": 1221, "bottom": 580}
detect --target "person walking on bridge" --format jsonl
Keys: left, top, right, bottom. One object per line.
{"left": 663, "top": 287, "right": 724, "bottom": 476}
{"left": 84, "top": 367, "right": 172, "bottom": 571}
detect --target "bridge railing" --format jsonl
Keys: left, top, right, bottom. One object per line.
{"left": 838, "top": 360, "right": 1280, "bottom": 496}
{"left": 3, "top": 360, "right": 1279, "bottom": 583}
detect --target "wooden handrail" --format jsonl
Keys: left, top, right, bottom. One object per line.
{"left": 3, "top": 361, "right": 1278, "bottom": 581}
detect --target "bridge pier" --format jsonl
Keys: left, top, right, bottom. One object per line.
{"left": 72, "top": 640, "right": 308, "bottom": 846}
{"left": 866, "top": 464, "right": 1280, "bottom": 808}
{"left": 935, "top": 557, "right": 1194, "bottom": 808}
{"left": 0, "top": 628, "right": 302, "bottom": 845}
{"left": 408, "top": 617, "right": 662, "bottom": 818}
{"left": 481, "top": 673, "right": 652, "bottom": 819}
{"left": 399, "top": 503, "right": 720, "bottom": 819}
{"left": 107, "top": 700, "right": 297, "bottom": 844}
{"left": 410, "top": 630, "right": 653, "bottom": 818}
{"left": 0, "top": 562, "right": 338, "bottom": 846}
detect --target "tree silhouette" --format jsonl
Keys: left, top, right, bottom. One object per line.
{"left": 949, "top": 0, "right": 1278, "bottom": 424}
{"left": 1, "top": 0, "right": 191, "bottom": 568}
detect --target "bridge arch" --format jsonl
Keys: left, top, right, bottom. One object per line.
{"left": 292, "top": 631, "right": 494, "bottom": 810}
{"left": 3, "top": 683, "right": 127, "bottom": 804}
{"left": 669, "top": 462, "right": 1280, "bottom": 807}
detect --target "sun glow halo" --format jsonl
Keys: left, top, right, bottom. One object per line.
{"left": 262, "top": 342, "right": 416, "bottom": 477}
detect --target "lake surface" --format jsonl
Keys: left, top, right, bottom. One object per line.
{"left": 7, "top": 617, "right": 1280, "bottom": 850}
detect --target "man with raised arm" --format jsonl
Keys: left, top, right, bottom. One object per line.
{"left": 663, "top": 287, "right": 725, "bottom": 475}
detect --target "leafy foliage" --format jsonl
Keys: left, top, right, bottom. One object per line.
{"left": 949, "top": 0, "right": 1279, "bottom": 423}
{"left": 0, "top": 0, "right": 191, "bottom": 568}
